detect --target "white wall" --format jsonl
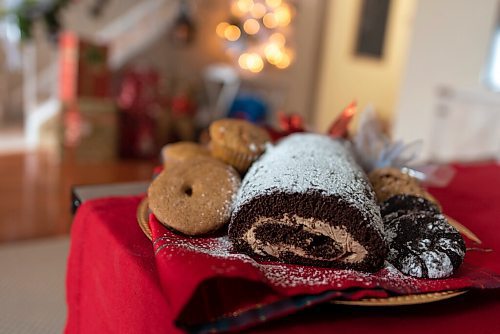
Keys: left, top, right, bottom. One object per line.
{"left": 393, "top": 0, "right": 499, "bottom": 161}
{"left": 314, "top": 0, "right": 417, "bottom": 132}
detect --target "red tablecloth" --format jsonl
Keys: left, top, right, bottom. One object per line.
{"left": 65, "top": 163, "right": 500, "bottom": 334}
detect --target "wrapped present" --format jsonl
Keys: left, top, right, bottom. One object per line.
{"left": 59, "top": 32, "right": 110, "bottom": 102}
{"left": 63, "top": 98, "right": 118, "bottom": 162}
{"left": 117, "top": 68, "right": 171, "bottom": 158}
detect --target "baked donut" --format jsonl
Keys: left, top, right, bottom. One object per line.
{"left": 148, "top": 157, "right": 241, "bottom": 236}
{"left": 384, "top": 212, "right": 466, "bottom": 278}
{"left": 161, "top": 142, "right": 210, "bottom": 165}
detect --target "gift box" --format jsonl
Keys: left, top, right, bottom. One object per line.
{"left": 59, "top": 31, "right": 110, "bottom": 102}
{"left": 117, "top": 68, "right": 166, "bottom": 159}
{"left": 63, "top": 98, "right": 118, "bottom": 162}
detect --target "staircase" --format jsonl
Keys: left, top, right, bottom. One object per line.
{"left": 0, "top": 0, "right": 176, "bottom": 152}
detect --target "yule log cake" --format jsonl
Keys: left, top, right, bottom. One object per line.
{"left": 229, "top": 133, "right": 388, "bottom": 272}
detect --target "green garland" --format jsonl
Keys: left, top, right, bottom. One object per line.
{"left": 0, "top": 0, "right": 71, "bottom": 40}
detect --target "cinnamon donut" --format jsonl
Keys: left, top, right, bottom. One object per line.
{"left": 148, "top": 157, "right": 241, "bottom": 235}
{"left": 161, "top": 142, "right": 210, "bottom": 165}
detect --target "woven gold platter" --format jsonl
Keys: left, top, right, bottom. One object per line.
{"left": 332, "top": 290, "right": 466, "bottom": 306}
{"left": 137, "top": 197, "right": 471, "bottom": 306}
{"left": 137, "top": 197, "right": 153, "bottom": 241}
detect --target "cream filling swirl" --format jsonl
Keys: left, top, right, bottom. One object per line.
{"left": 243, "top": 214, "right": 368, "bottom": 263}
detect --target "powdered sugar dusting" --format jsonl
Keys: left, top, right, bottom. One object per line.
{"left": 220, "top": 167, "right": 242, "bottom": 221}
{"left": 232, "top": 133, "right": 384, "bottom": 234}
{"left": 153, "top": 231, "right": 425, "bottom": 291}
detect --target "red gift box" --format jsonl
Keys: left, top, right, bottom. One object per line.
{"left": 59, "top": 32, "right": 110, "bottom": 102}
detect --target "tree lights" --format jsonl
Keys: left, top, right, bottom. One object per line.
{"left": 217, "top": 0, "right": 295, "bottom": 73}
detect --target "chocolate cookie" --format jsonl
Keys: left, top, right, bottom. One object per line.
{"left": 380, "top": 194, "right": 440, "bottom": 220}
{"left": 384, "top": 212, "right": 466, "bottom": 279}
{"left": 148, "top": 157, "right": 241, "bottom": 236}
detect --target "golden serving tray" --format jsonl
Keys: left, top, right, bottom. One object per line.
{"left": 137, "top": 197, "right": 152, "bottom": 241}
{"left": 332, "top": 290, "right": 466, "bottom": 306}
{"left": 137, "top": 197, "right": 473, "bottom": 306}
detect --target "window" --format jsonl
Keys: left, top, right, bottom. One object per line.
{"left": 486, "top": 9, "right": 500, "bottom": 91}
{"left": 487, "top": 30, "right": 500, "bottom": 90}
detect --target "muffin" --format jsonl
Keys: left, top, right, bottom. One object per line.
{"left": 209, "top": 119, "right": 271, "bottom": 173}
{"left": 161, "top": 142, "right": 210, "bottom": 165}
{"left": 368, "top": 167, "right": 439, "bottom": 205}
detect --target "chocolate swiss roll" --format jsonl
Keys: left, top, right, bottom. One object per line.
{"left": 229, "top": 133, "right": 388, "bottom": 272}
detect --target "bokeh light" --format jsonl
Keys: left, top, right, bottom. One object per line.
{"left": 220, "top": 0, "right": 295, "bottom": 72}
{"left": 275, "top": 49, "right": 292, "bottom": 69}
{"left": 266, "top": 0, "right": 282, "bottom": 9}
{"left": 216, "top": 22, "right": 229, "bottom": 38}
{"left": 224, "top": 25, "right": 241, "bottom": 41}
{"left": 243, "top": 18, "right": 260, "bottom": 35}
{"left": 246, "top": 53, "right": 264, "bottom": 72}
{"left": 275, "top": 4, "right": 292, "bottom": 27}
{"left": 237, "top": 0, "right": 254, "bottom": 13}
{"left": 269, "top": 32, "right": 286, "bottom": 46}
{"left": 264, "top": 44, "right": 284, "bottom": 65}
{"left": 230, "top": 2, "right": 245, "bottom": 17}
{"left": 238, "top": 53, "right": 250, "bottom": 69}
{"left": 250, "top": 3, "right": 267, "bottom": 19}
{"left": 263, "top": 13, "right": 278, "bottom": 28}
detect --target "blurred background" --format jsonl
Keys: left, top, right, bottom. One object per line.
{"left": 0, "top": 0, "right": 499, "bottom": 331}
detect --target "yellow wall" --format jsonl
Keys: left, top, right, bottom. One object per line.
{"left": 314, "top": 0, "right": 416, "bottom": 132}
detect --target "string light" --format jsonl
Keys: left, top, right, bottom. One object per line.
{"left": 238, "top": 53, "right": 250, "bottom": 69}
{"left": 243, "top": 18, "right": 260, "bottom": 35}
{"left": 230, "top": 2, "right": 245, "bottom": 17}
{"left": 250, "top": 3, "right": 267, "bottom": 18}
{"left": 275, "top": 4, "right": 292, "bottom": 27}
{"left": 216, "top": 22, "right": 229, "bottom": 38}
{"left": 265, "top": 0, "right": 282, "bottom": 8}
{"left": 269, "top": 32, "right": 286, "bottom": 46}
{"left": 224, "top": 25, "right": 241, "bottom": 41}
{"left": 263, "top": 13, "right": 278, "bottom": 28}
{"left": 237, "top": 0, "right": 254, "bottom": 13}
{"left": 218, "top": 0, "right": 294, "bottom": 72}
{"left": 245, "top": 53, "right": 264, "bottom": 73}
{"left": 276, "top": 48, "right": 292, "bottom": 69}
{"left": 264, "top": 44, "right": 284, "bottom": 65}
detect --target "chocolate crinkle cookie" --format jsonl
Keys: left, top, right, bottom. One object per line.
{"left": 382, "top": 195, "right": 466, "bottom": 279}
{"left": 380, "top": 194, "right": 441, "bottom": 221}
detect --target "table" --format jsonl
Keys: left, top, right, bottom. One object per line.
{"left": 65, "top": 162, "right": 500, "bottom": 334}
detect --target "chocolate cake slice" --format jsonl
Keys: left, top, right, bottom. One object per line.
{"left": 229, "top": 133, "right": 388, "bottom": 272}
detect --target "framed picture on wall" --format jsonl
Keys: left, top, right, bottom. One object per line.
{"left": 355, "top": 0, "right": 392, "bottom": 59}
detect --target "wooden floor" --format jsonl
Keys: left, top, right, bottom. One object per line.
{"left": 0, "top": 150, "right": 157, "bottom": 243}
